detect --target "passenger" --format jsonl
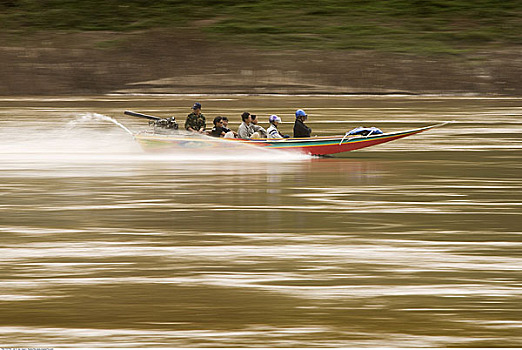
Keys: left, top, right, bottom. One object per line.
{"left": 221, "top": 116, "right": 237, "bottom": 138}
{"left": 250, "top": 114, "right": 267, "bottom": 138}
{"left": 293, "top": 108, "right": 312, "bottom": 138}
{"left": 267, "top": 115, "right": 284, "bottom": 139}
{"left": 209, "top": 116, "right": 226, "bottom": 137}
{"left": 238, "top": 112, "right": 259, "bottom": 139}
{"left": 184, "top": 102, "right": 206, "bottom": 133}
{"left": 222, "top": 116, "right": 231, "bottom": 133}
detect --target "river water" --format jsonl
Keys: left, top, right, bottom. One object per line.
{"left": 0, "top": 95, "right": 521, "bottom": 347}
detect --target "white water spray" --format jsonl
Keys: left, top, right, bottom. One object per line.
{"left": 66, "top": 113, "right": 134, "bottom": 135}
{"left": 0, "top": 112, "right": 311, "bottom": 168}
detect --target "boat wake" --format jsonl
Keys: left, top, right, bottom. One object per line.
{"left": 0, "top": 113, "right": 311, "bottom": 170}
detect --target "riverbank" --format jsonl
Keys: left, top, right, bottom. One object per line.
{"left": 2, "top": 0, "right": 521, "bottom": 96}
{"left": 1, "top": 30, "right": 521, "bottom": 96}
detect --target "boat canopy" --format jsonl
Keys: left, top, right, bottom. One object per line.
{"left": 347, "top": 126, "right": 384, "bottom": 136}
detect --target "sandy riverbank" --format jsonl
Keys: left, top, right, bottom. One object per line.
{"left": 1, "top": 31, "right": 521, "bottom": 96}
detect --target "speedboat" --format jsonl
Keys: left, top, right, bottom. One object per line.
{"left": 125, "top": 111, "right": 449, "bottom": 156}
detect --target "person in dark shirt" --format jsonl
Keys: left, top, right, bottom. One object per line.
{"left": 293, "top": 109, "right": 312, "bottom": 138}
{"left": 209, "top": 116, "right": 226, "bottom": 137}
{"left": 221, "top": 116, "right": 231, "bottom": 133}
{"left": 221, "top": 116, "right": 237, "bottom": 138}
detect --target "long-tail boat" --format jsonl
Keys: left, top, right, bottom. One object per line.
{"left": 124, "top": 111, "right": 448, "bottom": 156}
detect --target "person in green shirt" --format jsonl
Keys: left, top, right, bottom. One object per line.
{"left": 185, "top": 102, "right": 206, "bottom": 133}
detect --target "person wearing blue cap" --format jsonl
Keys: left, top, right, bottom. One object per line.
{"left": 293, "top": 109, "right": 311, "bottom": 138}
{"left": 185, "top": 102, "right": 206, "bottom": 133}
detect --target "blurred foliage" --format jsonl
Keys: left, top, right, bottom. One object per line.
{"left": 1, "top": 0, "right": 521, "bottom": 54}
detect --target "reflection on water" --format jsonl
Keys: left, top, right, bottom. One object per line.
{"left": 0, "top": 96, "right": 521, "bottom": 347}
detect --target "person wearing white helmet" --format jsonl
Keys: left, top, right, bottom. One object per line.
{"left": 293, "top": 108, "right": 311, "bottom": 138}
{"left": 267, "top": 115, "right": 284, "bottom": 139}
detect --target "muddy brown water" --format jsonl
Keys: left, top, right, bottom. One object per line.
{"left": 0, "top": 95, "right": 521, "bottom": 347}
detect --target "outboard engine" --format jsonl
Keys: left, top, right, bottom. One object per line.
{"left": 149, "top": 117, "right": 179, "bottom": 130}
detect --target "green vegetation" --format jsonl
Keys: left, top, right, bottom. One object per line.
{"left": 1, "top": 0, "right": 521, "bottom": 54}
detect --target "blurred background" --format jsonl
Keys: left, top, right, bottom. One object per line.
{"left": 0, "top": 0, "right": 521, "bottom": 95}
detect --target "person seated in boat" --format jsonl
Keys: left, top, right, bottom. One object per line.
{"left": 293, "top": 108, "right": 312, "bottom": 138}
{"left": 184, "top": 102, "right": 206, "bottom": 133}
{"left": 209, "top": 116, "right": 226, "bottom": 137}
{"left": 250, "top": 114, "right": 267, "bottom": 138}
{"left": 267, "top": 115, "right": 286, "bottom": 139}
{"left": 222, "top": 116, "right": 231, "bottom": 133}
{"left": 237, "top": 112, "right": 260, "bottom": 139}
{"left": 221, "top": 116, "right": 237, "bottom": 138}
